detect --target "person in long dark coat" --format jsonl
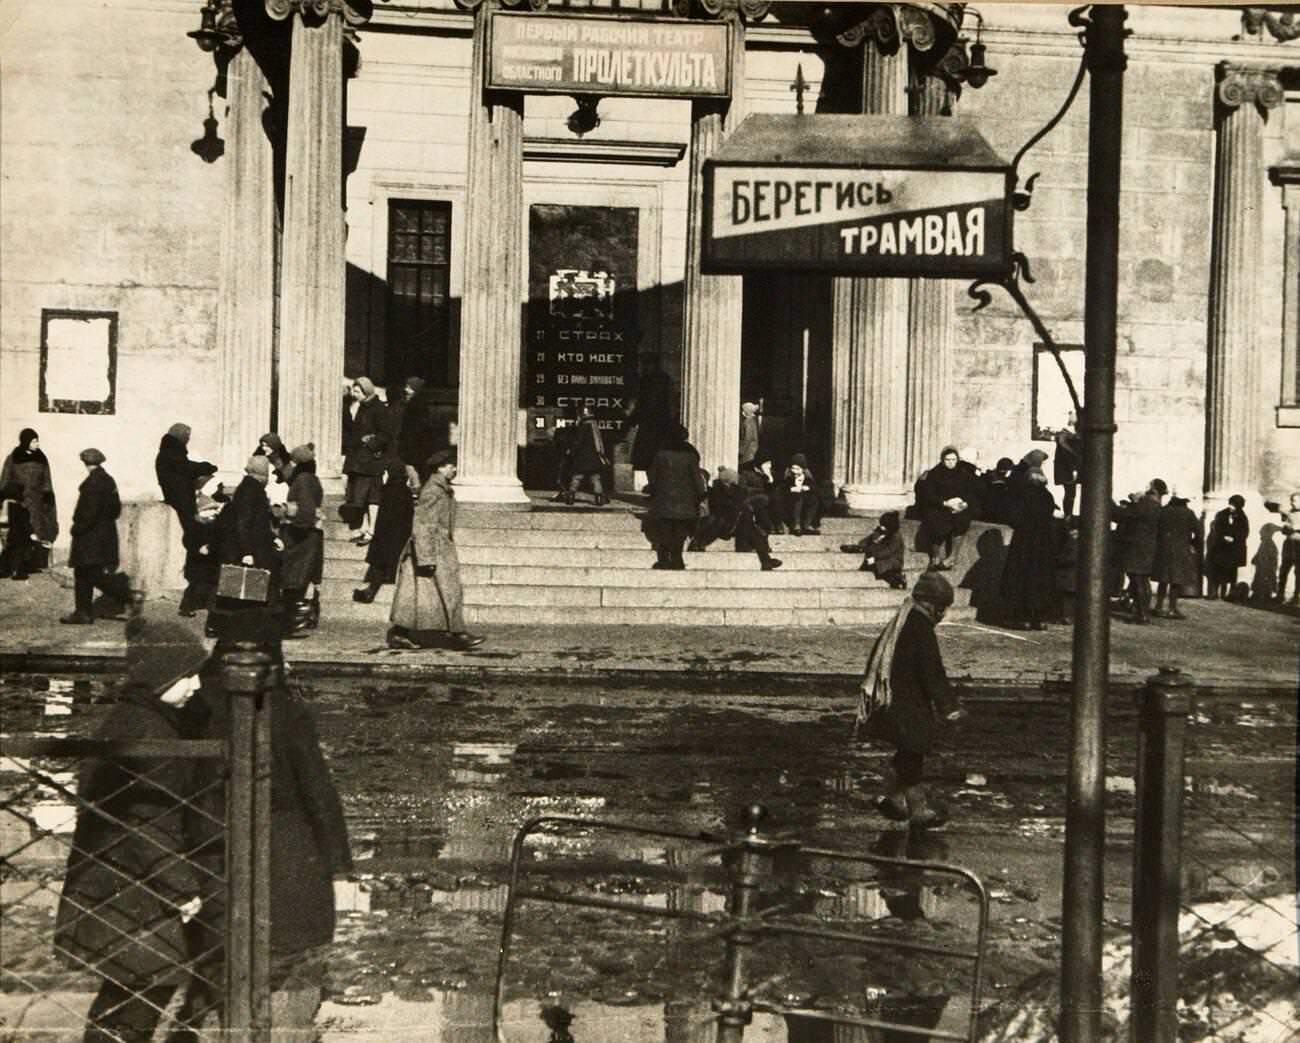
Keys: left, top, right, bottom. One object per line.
{"left": 916, "top": 446, "right": 982, "bottom": 570}
{"left": 1205, "top": 494, "right": 1250, "bottom": 600}
{"left": 1053, "top": 413, "right": 1082, "bottom": 518}
{"left": 562, "top": 405, "right": 610, "bottom": 505}
{"left": 353, "top": 452, "right": 416, "bottom": 603}
{"left": 626, "top": 357, "right": 675, "bottom": 485}
{"left": 280, "top": 444, "right": 324, "bottom": 636}
{"left": 858, "top": 572, "right": 964, "bottom": 829}
{"left": 62, "top": 449, "right": 134, "bottom": 625}
{"left": 209, "top": 456, "right": 282, "bottom": 637}
{"left": 0, "top": 478, "right": 35, "bottom": 578}
{"left": 687, "top": 467, "right": 782, "bottom": 570}
{"left": 999, "top": 467, "right": 1060, "bottom": 629}
{"left": 644, "top": 425, "right": 705, "bottom": 570}
{"left": 1, "top": 427, "right": 57, "bottom": 569}
{"left": 155, "top": 423, "right": 219, "bottom": 616}
{"left": 342, "top": 377, "right": 387, "bottom": 542}
{"left": 1111, "top": 478, "right": 1166, "bottom": 623}
{"left": 55, "top": 615, "right": 213, "bottom": 1043}
{"left": 182, "top": 637, "right": 353, "bottom": 1035}
{"left": 1153, "top": 494, "right": 1202, "bottom": 619}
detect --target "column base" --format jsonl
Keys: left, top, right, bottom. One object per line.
{"left": 453, "top": 476, "right": 532, "bottom": 508}
{"left": 841, "top": 485, "right": 912, "bottom": 513}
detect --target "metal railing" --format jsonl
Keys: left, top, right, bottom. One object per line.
{"left": 494, "top": 805, "right": 990, "bottom": 1043}
{"left": 0, "top": 646, "right": 275, "bottom": 1043}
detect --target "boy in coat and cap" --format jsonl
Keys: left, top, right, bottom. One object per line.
{"left": 858, "top": 572, "right": 965, "bottom": 829}
{"left": 61, "top": 449, "right": 135, "bottom": 625}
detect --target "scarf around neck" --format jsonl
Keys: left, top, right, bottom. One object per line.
{"left": 855, "top": 598, "right": 922, "bottom": 738}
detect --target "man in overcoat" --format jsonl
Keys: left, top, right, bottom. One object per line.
{"left": 1111, "top": 478, "right": 1166, "bottom": 624}
{"left": 1154, "top": 493, "right": 1203, "bottom": 619}
{"left": 61, "top": 448, "right": 134, "bottom": 624}
{"left": 388, "top": 449, "right": 484, "bottom": 650}
{"left": 155, "top": 422, "right": 218, "bottom": 616}
{"left": 644, "top": 425, "right": 705, "bottom": 569}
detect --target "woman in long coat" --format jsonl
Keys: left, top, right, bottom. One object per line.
{"left": 1, "top": 427, "right": 57, "bottom": 568}
{"left": 353, "top": 452, "right": 416, "bottom": 603}
{"left": 1205, "top": 495, "right": 1249, "bottom": 600}
{"left": 342, "top": 377, "right": 387, "bottom": 542}
{"left": 644, "top": 425, "right": 705, "bottom": 570}
{"left": 999, "top": 468, "right": 1060, "bottom": 629}
{"left": 280, "top": 444, "right": 324, "bottom": 635}
{"left": 916, "top": 446, "right": 981, "bottom": 570}
{"left": 55, "top": 616, "right": 213, "bottom": 1043}
{"left": 1154, "top": 494, "right": 1202, "bottom": 618}
{"left": 388, "top": 450, "right": 484, "bottom": 651}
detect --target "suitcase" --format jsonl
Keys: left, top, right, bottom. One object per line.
{"left": 217, "top": 563, "right": 272, "bottom": 603}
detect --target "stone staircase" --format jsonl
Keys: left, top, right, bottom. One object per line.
{"left": 320, "top": 495, "right": 984, "bottom": 627}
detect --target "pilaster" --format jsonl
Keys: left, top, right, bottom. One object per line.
{"left": 904, "top": 70, "right": 956, "bottom": 481}
{"left": 217, "top": 47, "right": 277, "bottom": 473}
{"left": 682, "top": 12, "right": 748, "bottom": 475}
{"left": 456, "top": 0, "right": 529, "bottom": 504}
{"left": 1204, "top": 62, "right": 1282, "bottom": 502}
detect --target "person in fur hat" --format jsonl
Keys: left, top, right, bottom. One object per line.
{"left": 858, "top": 572, "right": 964, "bottom": 829}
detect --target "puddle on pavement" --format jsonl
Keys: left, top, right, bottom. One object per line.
{"left": 2, "top": 670, "right": 1293, "bottom": 1040}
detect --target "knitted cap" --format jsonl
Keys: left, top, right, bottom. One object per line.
{"left": 289, "top": 443, "right": 316, "bottom": 465}
{"left": 426, "top": 448, "right": 456, "bottom": 472}
{"left": 79, "top": 448, "right": 106, "bottom": 465}
{"left": 167, "top": 423, "right": 192, "bottom": 441}
{"left": 125, "top": 613, "right": 209, "bottom": 696}
{"left": 245, "top": 455, "right": 270, "bottom": 478}
{"left": 790, "top": 453, "right": 809, "bottom": 468}
{"left": 913, "top": 572, "right": 955, "bottom": 607}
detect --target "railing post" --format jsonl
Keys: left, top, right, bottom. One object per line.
{"left": 715, "top": 804, "right": 773, "bottom": 1043}
{"left": 1130, "top": 666, "right": 1192, "bottom": 1043}
{"left": 222, "top": 645, "right": 274, "bottom": 1043}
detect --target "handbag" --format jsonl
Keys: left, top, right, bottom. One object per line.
{"left": 217, "top": 563, "right": 272, "bottom": 603}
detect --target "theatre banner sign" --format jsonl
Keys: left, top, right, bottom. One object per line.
{"left": 703, "top": 115, "right": 1015, "bottom": 278}
{"left": 487, "top": 11, "right": 731, "bottom": 98}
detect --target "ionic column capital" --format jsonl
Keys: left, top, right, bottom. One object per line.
{"left": 265, "top": 0, "right": 371, "bottom": 28}
{"left": 1216, "top": 62, "right": 1284, "bottom": 113}
{"left": 836, "top": 3, "right": 961, "bottom": 56}
{"left": 668, "top": 0, "right": 770, "bottom": 24}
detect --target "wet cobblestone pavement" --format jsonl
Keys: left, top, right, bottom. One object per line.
{"left": 2, "top": 672, "right": 1294, "bottom": 1041}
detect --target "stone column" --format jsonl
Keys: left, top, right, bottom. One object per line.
{"left": 217, "top": 46, "right": 277, "bottom": 473}
{"left": 682, "top": 14, "right": 746, "bottom": 476}
{"left": 268, "top": 0, "right": 355, "bottom": 476}
{"left": 1204, "top": 63, "right": 1282, "bottom": 505}
{"left": 830, "top": 45, "right": 911, "bottom": 510}
{"left": 904, "top": 72, "right": 956, "bottom": 480}
{"left": 456, "top": 0, "right": 528, "bottom": 504}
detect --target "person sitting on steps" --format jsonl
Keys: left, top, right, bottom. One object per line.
{"left": 841, "top": 511, "right": 906, "bottom": 588}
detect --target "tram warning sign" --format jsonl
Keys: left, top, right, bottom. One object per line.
{"left": 703, "top": 115, "right": 1015, "bottom": 278}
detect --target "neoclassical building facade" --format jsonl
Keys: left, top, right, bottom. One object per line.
{"left": 1, "top": 0, "right": 1297, "bottom": 529}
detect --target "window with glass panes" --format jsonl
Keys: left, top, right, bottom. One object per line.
{"left": 387, "top": 201, "right": 452, "bottom": 385}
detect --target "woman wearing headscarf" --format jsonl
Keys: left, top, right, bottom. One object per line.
{"left": 62, "top": 449, "right": 134, "bottom": 625}
{"left": 1205, "top": 494, "right": 1250, "bottom": 601}
{"left": 2, "top": 427, "right": 58, "bottom": 570}
{"left": 55, "top": 613, "right": 215, "bottom": 1043}
{"left": 643, "top": 424, "right": 705, "bottom": 570}
{"left": 999, "top": 466, "right": 1060, "bottom": 629}
{"left": 857, "top": 572, "right": 965, "bottom": 829}
{"left": 209, "top": 455, "right": 282, "bottom": 637}
{"left": 342, "top": 377, "right": 387, "bottom": 544}
{"left": 915, "top": 446, "right": 982, "bottom": 571}
{"left": 280, "top": 444, "right": 324, "bottom": 637}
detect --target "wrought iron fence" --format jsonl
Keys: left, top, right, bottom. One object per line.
{"left": 1, "top": 648, "right": 275, "bottom": 1043}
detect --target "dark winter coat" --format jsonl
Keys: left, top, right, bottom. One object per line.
{"left": 704, "top": 480, "right": 745, "bottom": 537}
{"left": 366, "top": 459, "right": 415, "bottom": 582}
{"left": 215, "top": 476, "right": 279, "bottom": 570}
{"left": 863, "top": 528, "right": 905, "bottom": 579}
{"left": 279, "top": 462, "right": 324, "bottom": 591}
{"left": 68, "top": 466, "right": 121, "bottom": 568}
{"left": 154, "top": 434, "right": 217, "bottom": 522}
{"left": 195, "top": 673, "right": 352, "bottom": 955}
{"left": 648, "top": 445, "right": 706, "bottom": 521}
{"left": 866, "top": 609, "right": 958, "bottom": 756}
{"left": 567, "top": 417, "right": 608, "bottom": 474}
{"left": 1113, "top": 493, "right": 1161, "bottom": 575}
{"left": 627, "top": 368, "right": 675, "bottom": 471}
{"left": 1154, "top": 500, "right": 1202, "bottom": 589}
{"left": 1, "top": 447, "right": 57, "bottom": 542}
{"left": 916, "top": 463, "right": 980, "bottom": 545}
{"left": 397, "top": 389, "right": 446, "bottom": 474}
{"left": 55, "top": 687, "right": 213, "bottom": 985}
{"left": 343, "top": 398, "right": 388, "bottom": 477}
{"left": 1053, "top": 429, "right": 1081, "bottom": 486}
{"left": 1206, "top": 506, "right": 1249, "bottom": 574}
{"left": 999, "top": 482, "right": 1060, "bottom": 618}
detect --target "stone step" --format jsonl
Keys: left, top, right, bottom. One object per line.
{"left": 324, "top": 506, "right": 870, "bottom": 534}
{"left": 317, "top": 598, "right": 974, "bottom": 628}
{"left": 324, "top": 562, "right": 906, "bottom": 588}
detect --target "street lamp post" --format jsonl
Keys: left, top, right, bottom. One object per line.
{"left": 1062, "top": 6, "right": 1126, "bottom": 1043}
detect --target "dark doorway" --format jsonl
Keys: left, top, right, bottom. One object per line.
{"left": 740, "top": 273, "right": 834, "bottom": 478}
{"left": 386, "top": 199, "right": 454, "bottom": 387}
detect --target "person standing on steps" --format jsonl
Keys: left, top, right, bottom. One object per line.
{"left": 62, "top": 449, "right": 135, "bottom": 625}
{"left": 999, "top": 466, "right": 1061, "bottom": 630}
{"left": 341, "top": 377, "right": 387, "bottom": 545}
{"left": 1112, "top": 478, "right": 1166, "bottom": 624}
{"left": 1268, "top": 492, "right": 1300, "bottom": 605}
{"left": 1153, "top": 491, "right": 1202, "bottom": 619}
{"left": 387, "top": 450, "right": 484, "bottom": 651}
{"left": 1, "top": 427, "right": 58, "bottom": 572}
{"left": 625, "top": 356, "right": 675, "bottom": 493}
{"left": 562, "top": 404, "right": 609, "bottom": 506}
{"left": 643, "top": 425, "right": 705, "bottom": 570}
{"left": 857, "top": 572, "right": 965, "bottom": 830}
{"left": 1053, "top": 410, "right": 1082, "bottom": 518}
{"left": 280, "top": 444, "right": 324, "bottom": 638}
{"left": 353, "top": 450, "right": 417, "bottom": 605}
{"left": 1205, "top": 494, "right": 1250, "bottom": 601}
{"left": 155, "top": 423, "right": 219, "bottom": 617}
